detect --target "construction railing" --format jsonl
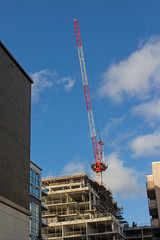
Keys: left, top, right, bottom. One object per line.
{"left": 64, "top": 230, "right": 86, "bottom": 236}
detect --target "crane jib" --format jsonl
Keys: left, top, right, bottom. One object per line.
{"left": 74, "top": 19, "right": 100, "bottom": 160}
{"left": 74, "top": 18, "right": 108, "bottom": 184}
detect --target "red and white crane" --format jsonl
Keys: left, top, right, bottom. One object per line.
{"left": 73, "top": 19, "right": 108, "bottom": 185}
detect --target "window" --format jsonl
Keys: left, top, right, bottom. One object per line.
{"left": 30, "top": 202, "right": 40, "bottom": 239}
{"left": 30, "top": 169, "right": 40, "bottom": 198}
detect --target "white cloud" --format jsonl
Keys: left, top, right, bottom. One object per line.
{"left": 43, "top": 171, "right": 54, "bottom": 179}
{"left": 31, "top": 69, "right": 75, "bottom": 102}
{"left": 103, "top": 116, "right": 125, "bottom": 137}
{"left": 130, "top": 131, "right": 160, "bottom": 157}
{"left": 99, "top": 36, "right": 160, "bottom": 102}
{"left": 109, "top": 130, "right": 136, "bottom": 152}
{"left": 57, "top": 77, "right": 75, "bottom": 92}
{"left": 132, "top": 98, "right": 160, "bottom": 124}
{"left": 103, "top": 152, "right": 143, "bottom": 199}
{"left": 31, "top": 69, "right": 55, "bottom": 103}
{"left": 62, "top": 160, "right": 86, "bottom": 175}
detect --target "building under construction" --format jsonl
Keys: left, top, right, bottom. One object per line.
{"left": 42, "top": 174, "right": 125, "bottom": 240}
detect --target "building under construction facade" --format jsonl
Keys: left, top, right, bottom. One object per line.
{"left": 42, "top": 174, "right": 124, "bottom": 240}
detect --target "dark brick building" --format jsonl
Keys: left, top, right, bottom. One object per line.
{"left": 0, "top": 41, "right": 33, "bottom": 240}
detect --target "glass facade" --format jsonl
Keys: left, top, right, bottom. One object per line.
{"left": 30, "top": 202, "right": 40, "bottom": 240}
{"left": 30, "top": 169, "right": 40, "bottom": 198}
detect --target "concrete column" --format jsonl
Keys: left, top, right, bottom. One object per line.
{"left": 86, "top": 222, "right": 88, "bottom": 235}
{"left": 66, "top": 194, "right": 69, "bottom": 215}
{"left": 141, "top": 227, "right": 144, "bottom": 240}
{"left": 62, "top": 225, "right": 64, "bottom": 238}
{"left": 111, "top": 221, "right": 115, "bottom": 232}
{"left": 93, "top": 194, "right": 96, "bottom": 204}
{"left": 89, "top": 192, "right": 92, "bottom": 210}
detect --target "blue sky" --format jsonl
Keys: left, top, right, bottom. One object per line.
{"left": 1, "top": 0, "right": 160, "bottom": 225}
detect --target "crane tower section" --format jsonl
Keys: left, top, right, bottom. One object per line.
{"left": 73, "top": 19, "right": 108, "bottom": 184}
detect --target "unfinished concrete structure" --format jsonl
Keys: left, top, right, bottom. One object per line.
{"left": 124, "top": 223, "right": 153, "bottom": 239}
{"left": 42, "top": 174, "right": 124, "bottom": 240}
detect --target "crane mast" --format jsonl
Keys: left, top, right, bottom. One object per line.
{"left": 73, "top": 19, "right": 108, "bottom": 184}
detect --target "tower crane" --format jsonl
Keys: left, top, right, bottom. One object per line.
{"left": 73, "top": 19, "right": 108, "bottom": 185}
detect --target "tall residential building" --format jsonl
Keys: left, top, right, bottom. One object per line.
{"left": 147, "top": 161, "right": 160, "bottom": 238}
{"left": 0, "top": 41, "right": 33, "bottom": 240}
{"left": 42, "top": 174, "right": 124, "bottom": 240}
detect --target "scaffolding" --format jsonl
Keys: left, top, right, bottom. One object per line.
{"left": 42, "top": 174, "right": 124, "bottom": 240}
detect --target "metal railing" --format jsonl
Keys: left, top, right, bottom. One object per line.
{"left": 43, "top": 209, "right": 89, "bottom": 216}
{"left": 44, "top": 210, "right": 112, "bottom": 217}
{"left": 46, "top": 199, "right": 90, "bottom": 205}
{"left": 47, "top": 233, "right": 62, "bottom": 238}
{"left": 42, "top": 172, "right": 88, "bottom": 180}
{"left": 46, "top": 199, "right": 67, "bottom": 204}
{"left": 64, "top": 230, "right": 86, "bottom": 236}
{"left": 47, "top": 228, "right": 113, "bottom": 238}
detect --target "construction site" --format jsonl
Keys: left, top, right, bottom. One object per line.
{"left": 40, "top": 19, "right": 127, "bottom": 240}
{"left": 1, "top": 3, "right": 160, "bottom": 240}
{"left": 40, "top": 19, "right": 160, "bottom": 240}
{"left": 42, "top": 174, "right": 124, "bottom": 240}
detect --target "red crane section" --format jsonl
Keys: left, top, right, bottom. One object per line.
{"left": 74, "top": 19, "right": 108, "bottom": 184}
